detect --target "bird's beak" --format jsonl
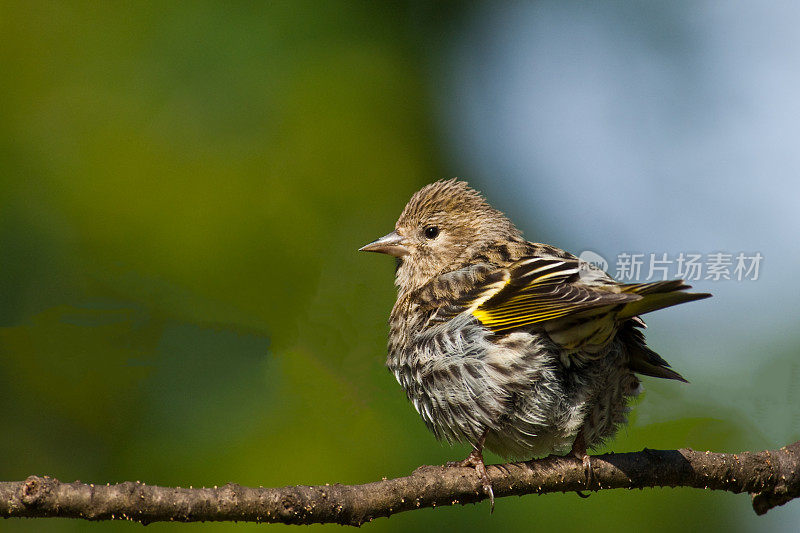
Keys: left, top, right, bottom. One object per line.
{"left": 358, "top": 230, "right": 409, "bottom": 257}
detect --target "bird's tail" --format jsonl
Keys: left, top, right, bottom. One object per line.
{"left": 616, "top": 279, "right": 711, "bottom": 320}
{"left": 614, "top": 279, "right": 710, "bottom": 382}
{"left": 621, "top": 321, "right": 689, "bottom": 382}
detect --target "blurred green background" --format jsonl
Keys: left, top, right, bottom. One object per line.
{"left": 1, "top": 2, "right": 798, "bottom": 532}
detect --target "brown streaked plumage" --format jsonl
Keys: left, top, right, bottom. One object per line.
{"left": 360, "top": 178, "right": 710, "bottom": 507}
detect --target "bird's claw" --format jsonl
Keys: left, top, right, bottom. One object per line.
{"left": 472, "top": 457, "right": 495, "bottom": 512}
{"left": 447, "top": 448, "right": 495, "bottom": 511}
{"left": 582, "top": 453, "right": 594, "bottom": 488}
{"left": 571, "top": 455, "right": 594, "bottom": 498}
{"left": 483, "top": 479, "right": 495, "bottom": 511}
{"left": 570, "top": 431, "right": 594, "bottom": 496}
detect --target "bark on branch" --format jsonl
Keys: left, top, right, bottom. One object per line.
{"left": 2, "top": 441, "right": 799, "bottom": 526}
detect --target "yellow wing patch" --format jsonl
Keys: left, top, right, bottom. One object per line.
{"left": 469, "top": 258, "right": 638, "bottom": 333}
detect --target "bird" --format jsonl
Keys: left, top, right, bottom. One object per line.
{"left": 359, "top": 178, "right": 710, "bottom": 507}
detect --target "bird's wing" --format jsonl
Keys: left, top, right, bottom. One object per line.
{"left": 427, "top": 255, "right": 709, "bottom": 371}
{"left": 433, "top": 257, "right": 639, "bottom": 334}
{"left": 432, "top": 256, "right": 710, "bottom": 339}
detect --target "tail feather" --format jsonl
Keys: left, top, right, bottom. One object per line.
{"left": 614, "top": 279, "right": 709, "bottom": 382}
{"left": 622, "top": 323, "right": 688, "bottom": 383}
{"left": 617, "top": 280, "right": 710, "bottom": 320}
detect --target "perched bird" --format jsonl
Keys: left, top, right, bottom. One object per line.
{"left": 359, "top": 179, "right": 709, "bottom": 505}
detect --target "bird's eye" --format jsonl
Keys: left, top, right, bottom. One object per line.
{"left": 423, "top": 226, "right": 440, "bottom": 239}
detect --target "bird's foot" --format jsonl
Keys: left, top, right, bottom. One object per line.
{"left": 576, "top": 452, "right": 593, "bottom": 484}
{"left": 447, "top": 448, "right": 494, "bottom": 511}
{"left": 574, "top": 455, "right": 593, "bottom": 498}
{"left": 570, "top": 432, "right": 594, "bottom": 496}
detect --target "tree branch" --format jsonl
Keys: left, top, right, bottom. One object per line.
{"left": 2, "top": 441, "right": 798, "bottom": 526}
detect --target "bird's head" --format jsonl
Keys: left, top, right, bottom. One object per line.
{"left": 360, "top": 179, "right": 521, "bottom": 291}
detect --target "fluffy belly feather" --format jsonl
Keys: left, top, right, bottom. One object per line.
{"left": 388, "top": 318, "right": 641, "bottom": 459}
